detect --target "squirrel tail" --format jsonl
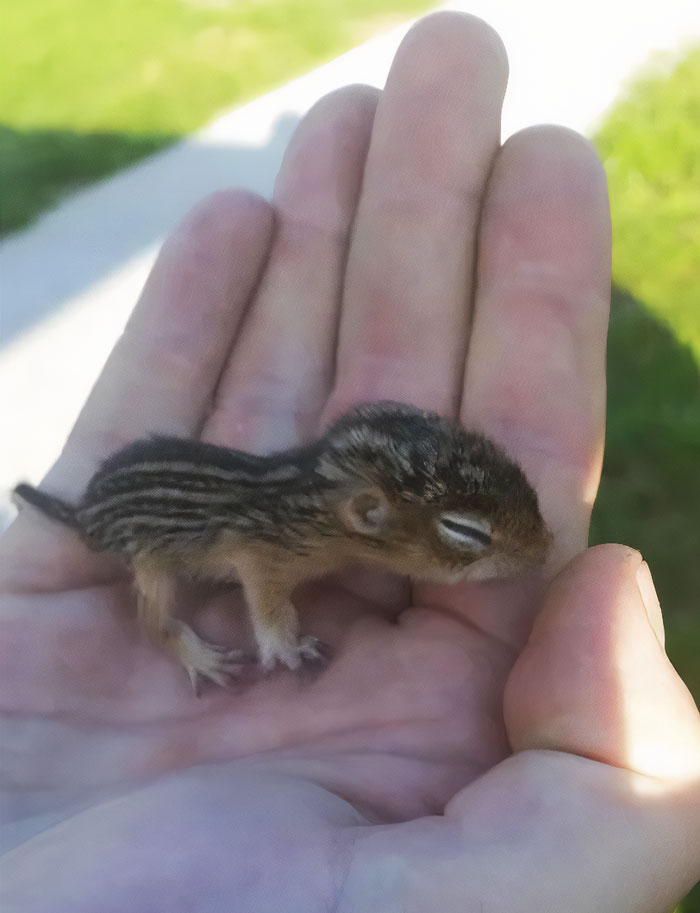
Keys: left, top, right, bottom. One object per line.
{"left": 12, "top": 483, "right": 80, "bottom": 528}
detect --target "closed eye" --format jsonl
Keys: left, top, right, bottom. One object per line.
{"left": 437, "top": 513, "right": 492, "bottom": 551}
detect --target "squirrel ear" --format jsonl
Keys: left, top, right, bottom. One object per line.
{"left": 339, "top": 488, "right": 391, "bottom": 537}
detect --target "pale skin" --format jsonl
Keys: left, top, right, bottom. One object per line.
{"left": 2, "top": 12, "right": 700, "bottom": 912}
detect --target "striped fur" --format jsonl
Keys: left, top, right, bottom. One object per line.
{"left": 13, "top": 401, "right": 551, "bottom": 570}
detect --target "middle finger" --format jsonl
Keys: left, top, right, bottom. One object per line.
{"left": 328, "top": 12, "right": 509, "bottom": 418}
{"left": 206, "top": 87, "right": 378, "bottom": 453}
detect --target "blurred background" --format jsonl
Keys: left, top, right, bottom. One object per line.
{"left": 1, "top": 0, "right": 699, "bottom": 907}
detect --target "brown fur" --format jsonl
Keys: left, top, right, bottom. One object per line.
{"left": 14, "top": 402, "right": 552, "bottom": 691}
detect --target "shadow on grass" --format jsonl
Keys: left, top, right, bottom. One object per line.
{"left": 0, "top": 124, "right": 177, "bottom": 237}
{"left": 591, "top": 285, "right": 700, "bottom": 701}
{"left": 0, "top": 114, "right": 300, "bottom": 346}
{"left": 591, "top": 287, "right": 700, "bottom": 913}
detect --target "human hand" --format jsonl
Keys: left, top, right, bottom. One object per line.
{"left": 2, "top": 12, "right": 699, "bottom": 912}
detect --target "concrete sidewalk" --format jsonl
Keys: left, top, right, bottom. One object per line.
{"left": 2, "top": 0, "right": 699, "bottom": 524}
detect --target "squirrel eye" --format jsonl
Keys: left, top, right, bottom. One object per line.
{"left": 436, "top": 513, "right": 492, "bottom": 551}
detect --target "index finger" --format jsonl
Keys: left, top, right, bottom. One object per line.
{"left": 47, "top": 190, "right": 274, "bottom": 498}
{"left": 462, "top": 126, "right": 611, "bottom": 569}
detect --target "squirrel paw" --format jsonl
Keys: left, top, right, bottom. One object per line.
{"left": 260, "top": 635, "right": 328, "bottom": 674}
{"left": 172, "top": 622, "right": 252, "bottom": 695}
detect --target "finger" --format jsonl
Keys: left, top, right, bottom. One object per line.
{"left": 205, "top": 86, "right": 378, "bottom": 454}
{"left": 504, "top": 544, "right": 700, "bottom": 779}
{"left": 327, "top": 12, "right": 508, "bottom": 419}
{"left": 462, "top": 126, "right": 611, "bottom": 568}
{"left": 47, "top": 190, "right": 274, "bottom": 498}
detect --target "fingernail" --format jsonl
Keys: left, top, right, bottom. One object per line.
{"left": 636, "top": 560, "right": 665, "bottom": 648}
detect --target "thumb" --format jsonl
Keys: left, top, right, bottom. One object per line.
{"left": 504, "top": 543, "right": 700, "bottom": 780}
{"left": 334, "top": 545, "right": 700, "bottom": 913}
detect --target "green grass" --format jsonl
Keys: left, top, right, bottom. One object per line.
{"left": 1, "top": 0, "right": 432, "bottom": 234}
{"left": 595, "top": 48, "right": 700, "bottom": 356}
{"left": 0, "top": 125, "right": 176, "bottom": 233}
{"left": 591, "top": 46, "right": 700, "bottom": 913}
{"left": 591, "top": 45, "right": 700, "bottom": 702}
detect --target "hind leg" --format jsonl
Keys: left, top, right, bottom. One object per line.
{"left": 132, "top": 556, "right": 250, "bottom": 694}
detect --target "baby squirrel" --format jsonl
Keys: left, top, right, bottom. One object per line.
{"left": 13, "top": 401, "right": 551, "bottom": 692}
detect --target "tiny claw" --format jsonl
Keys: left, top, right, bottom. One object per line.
{"left": 298, "top": 636, "right": 329, "bottom": 665}
{"left": 181, "top": 643, "right": 254, "bottom": 696}
{"left": 187, "top": 667, "right": 202, "bottom": 698}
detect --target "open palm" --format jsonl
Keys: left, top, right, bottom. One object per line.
{"left": 2, "top": 14, "right": 699, "bottom": 912}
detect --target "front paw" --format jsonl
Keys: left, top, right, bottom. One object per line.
{"left": 260, "top": 635, "right": 329, "bottom": 674}
{"left": 297, "top": 635, "right": 328, "bottom": 666}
